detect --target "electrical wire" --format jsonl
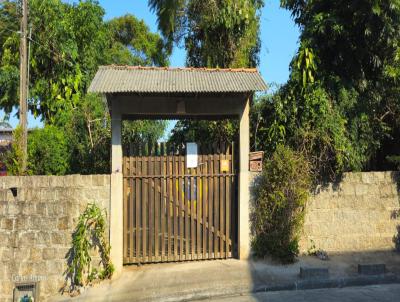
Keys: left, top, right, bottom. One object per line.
{"left": 0, "top": 27, "right": 20, "bottom": 35}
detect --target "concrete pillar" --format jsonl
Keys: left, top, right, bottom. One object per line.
{"left": 238, "top": 97, "right": 250, "bottom": 259}
{"left": 110, "top": 172, "right": 123, "bottom": 275}
{"left": 109, "top": 99, "right": 123, "bottom": 275}
{"left": 111, "top": 102, "right": 123, "bottom": 173}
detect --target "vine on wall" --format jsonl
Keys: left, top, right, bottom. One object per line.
{"left": 63, "top": 203, "right": 114, "bottom": 295}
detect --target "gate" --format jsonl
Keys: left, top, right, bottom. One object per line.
{"left": 123, "top": 143, "right": 237, "bottom": 264}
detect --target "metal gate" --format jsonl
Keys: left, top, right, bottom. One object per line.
{"left": 123, "top": 143, "right": 237, "bottom": 264}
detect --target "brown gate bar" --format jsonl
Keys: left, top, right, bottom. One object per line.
{"left": 123, "top": 142, "right": 236, "bottom": 264}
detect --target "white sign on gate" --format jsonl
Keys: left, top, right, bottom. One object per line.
{"left": 186, "top": 142, "right": 198, "bottom": 168}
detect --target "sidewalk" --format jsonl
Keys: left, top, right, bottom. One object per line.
{"left": 207, "top": 284, "right": 400, "bottom": 302}
{"left": 50, "top": 251, "right": 400, "bottom": 302}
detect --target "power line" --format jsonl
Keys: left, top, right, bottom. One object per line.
{"left": 0, "top": 27, "right": 20, "bottom": 35}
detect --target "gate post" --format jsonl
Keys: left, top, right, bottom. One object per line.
{"left": 238, "top": 97, "right": 251, "bottom": 260}
{"left": 110, "top": 99, "right": 123, "bottom": 275}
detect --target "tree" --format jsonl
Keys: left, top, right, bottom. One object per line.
{"left": 106, "top": 14, "right": 169, "bottom": 66}
{"left": 64, "top": 94, "right": 111, "bottom": 174}
{"left": 122, "top": 120, "right": 167, "bottom": 147}
{"left": 150, "top": 0, "right": 264, "bottom": 146}
{"left": 0, "top": 1, "right": 170, "bottom": 121}
{"left": 0, "top": 0, "right": 19, "bottom": 113}
{"left": 0, "top": 1, "right": 170, "bottom": 174}
{"left": 28, "top": 125, "right": 70, "bottom": 175}
{"left": 168, "top": 120, "right": 237, "bottom": 148}
{"left": 278, "top": 0, "right": 400, "bottom": 172}
{"left": 2, "top": 126, "right": 25, "bottom": 175}
{"left": 149, "top": 0, "right": 263, "bottom": 67}
{"left": 0, "top": 0, "right": 108, "bottom": 120}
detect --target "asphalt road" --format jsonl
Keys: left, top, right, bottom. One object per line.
{"left": 205, "top": 284, "right": 400, "bottom": 302}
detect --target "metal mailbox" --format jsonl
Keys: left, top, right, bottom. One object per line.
{"left": 249, "top": 151, "right": 264, "bottom": 172}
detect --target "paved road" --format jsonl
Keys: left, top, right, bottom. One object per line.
{"left": 205, "top": 284, "right": 400, "bottom": 302}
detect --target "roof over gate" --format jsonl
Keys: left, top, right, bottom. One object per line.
{"left": 88, "top": 65, "right": 267, "bottom": 94}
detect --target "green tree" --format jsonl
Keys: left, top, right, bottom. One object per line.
{"left": 122, "top": 120, "right": 167, "bottom": 147}
{"left": 279, "top": 0, "right": 400, "bottom": 171}
{"left": 0, "top": 1, "right": 170, "bottom": 119}
{"left": 150, "top": 0, "right": 264, "bottom": 145}
{"left": 28, "top": 125, "right": 70, "bottom": 175}
{"left": 168, "top": 120, "right": 237, "bottom": 147}
{"left": 252, "top": 44, "right": 353, "bottom": 180}
{"left": 64, "top": 94, "right": 111, "bottom": 174}
{"left": 0, "top": 0, "right": 108, "bottom": 120}
{"left": 2, "top": 126, "right": 25, "bottom": 175}
{"left": 0, "top": 1, "right": 170, "bottom": 174}
{"left": 106, "top": 14, "right": 169, "bottom": 66}
{"left": 149, "top": 0, "right": 263, "bottom": 68}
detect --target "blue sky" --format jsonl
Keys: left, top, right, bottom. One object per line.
{"left": 4, "top": 0, "right": 299, "bottom": 130}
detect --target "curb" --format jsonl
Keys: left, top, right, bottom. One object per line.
{"left": 163, "top": 274, "right": 400, "bottom": 301}
{"left": 254, "top": 274, "right": 400, "bottom": 293}
{"left": 51, "top": 274, "right": 400, "bottom": 302}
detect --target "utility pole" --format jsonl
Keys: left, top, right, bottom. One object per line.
{"left": 19, "top": 0, "right": 28, "bottom": 172}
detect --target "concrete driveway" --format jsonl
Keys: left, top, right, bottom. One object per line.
{"left": 50, "top": 252, "right": 400, "bottom": 302}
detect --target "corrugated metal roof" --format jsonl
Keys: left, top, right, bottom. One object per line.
{"left": 88, "top": 65, "right": 268, "bottom": 94}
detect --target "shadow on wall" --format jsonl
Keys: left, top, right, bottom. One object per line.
{"left": 248, "top": 171, "right": 400, "bottom": 301}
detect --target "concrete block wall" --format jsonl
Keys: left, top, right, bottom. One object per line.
{"left": 0, "top": 175, "right": 110, "bottom": 302}
{"left": 299, "top": 172, "right": 400, "bottom": 253}
{"left": 250, "top": 171, "right": 400, "bottom": 254}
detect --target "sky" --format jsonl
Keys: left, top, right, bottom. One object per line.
{"left": 4, "top": 0, "right": 300, "bottom": 130}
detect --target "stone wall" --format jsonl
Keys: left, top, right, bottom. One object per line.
{"left": 250, "top": 171, "right": 400, "bottom": 254}
{"left": 0, "top": 175, "right": 110, "bottom": 302}
{"left": 299, "top": 172, "right": 400, "bottom": 253}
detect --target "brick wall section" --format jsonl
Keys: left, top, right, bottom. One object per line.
{"left": 0, "top": 175, "right": 110, "bottom": 302}
{"left": 299, "top": 172, "right": 400, "bottom": 253}
{"left": 250, "top": 171, "right": 400, "bottom": 254}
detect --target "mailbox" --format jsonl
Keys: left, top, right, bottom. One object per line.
{"left": 249, "top": 151, "right": 264, "bottom": 172}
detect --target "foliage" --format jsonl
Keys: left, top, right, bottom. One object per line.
{"left": 0, "top": 1, "right": 171, "bottom": 175}
{"left": 150, "top": 0, "right": 263, "bottom": 145}
{"left": 123, "top": 120, "right": 167, "bottom": 147}
{"left": 168, "top": 119, "right": 237, "bottom": 147}
{"left": 252, "top": 84, "right": 352, "bottom": 181}
{"left": 184, "top": 0, "right": 263, "bottom": 68}
{"left": 64, "top": 94, "right": 111, "bottom": 174}
{"left": 27, "top": 125, "right": 70, "bottom": 175}
{"left": 277, "top": 0, "right": 400, "bottom": 172}
{"left": 2, "top": 126, "right": 26, "bottom": 176}
{"left": 252, "top": 1, "right": 400, "bottom": 181}
{"left": 64, "top": 203, "right": 114, "bottom": 292}
{"left": 0, "top": 0, "right": 170, "bottom": 118}
{"left": 0, "top": 0, "right": 19, "bottom": 112}
{"left": 106, "top": 14, "right": 170, "bottom": 66}
{"left": 251, "top": 145, "right": 311, "bottom": 263}
{"left": 387, "top": 155, "right": 400, "bottom": 170}
{"left": 149, "top": 0, "right": 263, "bottom": 67}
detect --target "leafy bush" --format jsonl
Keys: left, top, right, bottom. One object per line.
{"left": 251, "top": 84, "right": 353, "bottom": 182}
{"left": 27, "top": 125, "right": 70, "bottom": 175}
{"left": 251, "top": 145, "right": 311, "bottom": 263}
{"left": 3, "top": 126, "right": 26, "bottom": 175}
{"left": 64, "top": 203, "right": 114, "bottom": 293}
{"left": 387, "top": 155, "right": 400, "bottom": 170}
